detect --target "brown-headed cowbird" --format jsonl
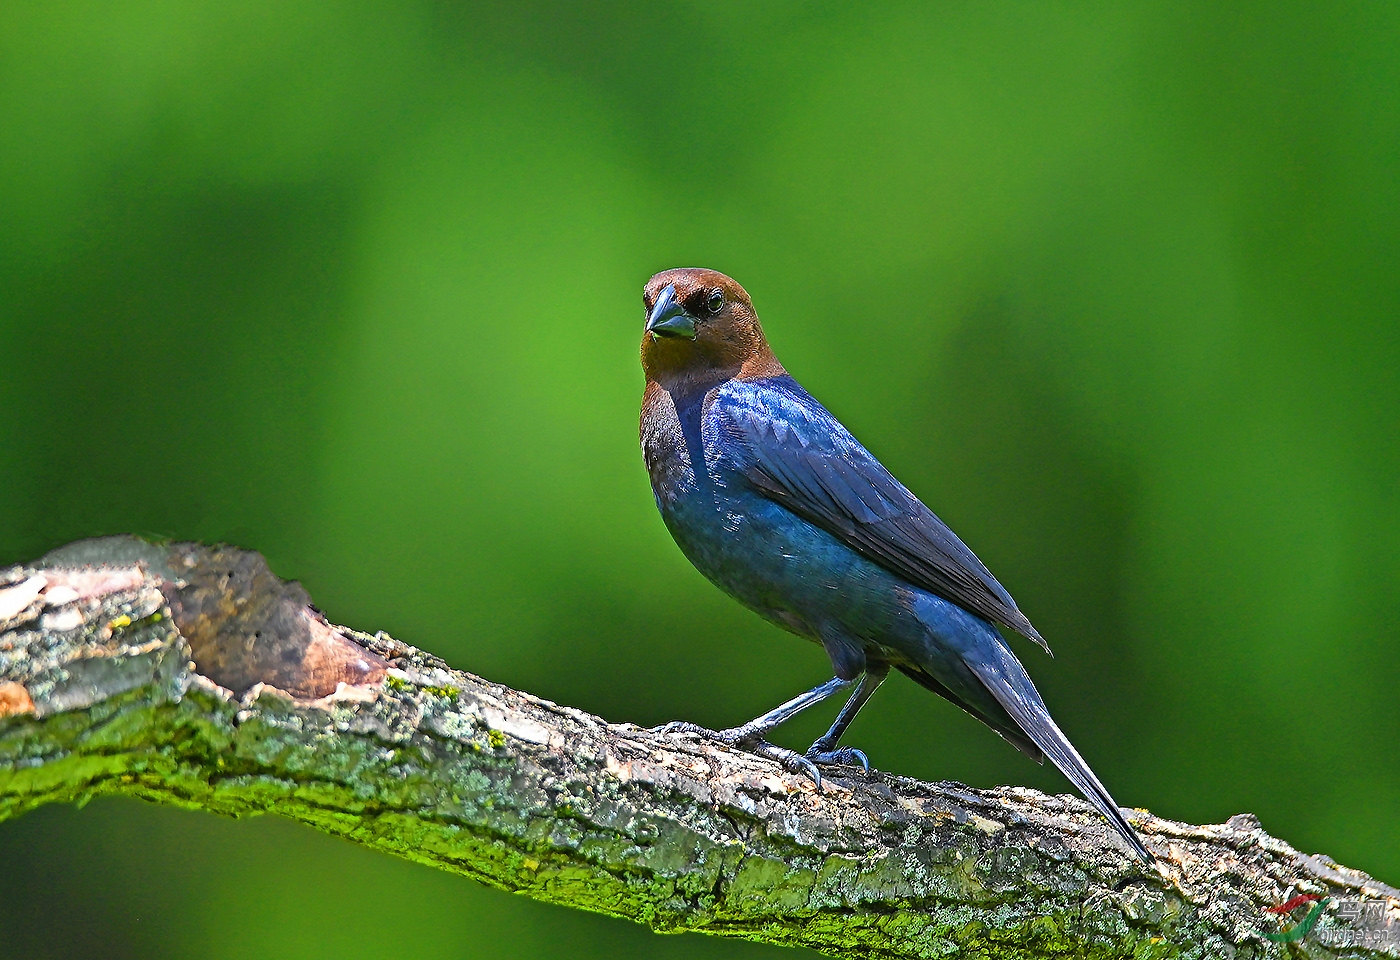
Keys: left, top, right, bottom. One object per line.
{"left": 639, "top": 267, "right": 1151, "bottom": 861}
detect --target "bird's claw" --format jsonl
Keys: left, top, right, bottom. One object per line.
{"left": 805, "top": 745, "right": 871, "bottom": 775}
{"left": 753, "top": 741, "right": 824, "bottom": 790}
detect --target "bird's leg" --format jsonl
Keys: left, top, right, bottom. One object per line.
{"left": 653, "top": 675, "right": 852, "bottom": 743}
{"left": 652, "top": 676, "right": 854, "bottom": 786}
{"left": 722, "top": 675, "right": 855, "bottom": 741}
{"left": 805, "top": 662, "right": 889, "bottom": 774}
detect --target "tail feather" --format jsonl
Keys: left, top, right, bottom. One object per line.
{"left": 896, "top": 662, "right": 1045, "bottom": 761}
{"left": 967, "top": 641, "right": 1153, "bottom": 862}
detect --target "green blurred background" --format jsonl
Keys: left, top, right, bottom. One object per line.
{"left": 2, "top": 2, "right": 1397, "bottom": 957}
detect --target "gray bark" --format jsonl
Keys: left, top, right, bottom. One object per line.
{"left": 1, "top": 537, "right": 1396, "bottom": 959}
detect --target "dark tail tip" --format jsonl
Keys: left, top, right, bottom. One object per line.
{"left": 1116, "top": 810, "right": 1155, "bottom": 863}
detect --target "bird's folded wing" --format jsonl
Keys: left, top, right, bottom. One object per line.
{"left": 712, "top": 376, "right": 1049, "bottom": 654}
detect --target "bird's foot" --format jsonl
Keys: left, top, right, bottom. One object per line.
{"left": 804, "top": 744, "right": 871, "bottom": 775}
{"left": 650, "top": 720, "right": 720, "bottom": 739}
{"left": 751, "top": 740, "right": 825, "bottom": 789}
{"left": 650, "top": 721, "right": 827, "bottom": 788}
{"left": 649, "top": 719, "right": 770, "bottom": 749}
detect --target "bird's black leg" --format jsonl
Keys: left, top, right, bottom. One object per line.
{"left": 652, "top": 676, "right": 854, "bottom": 786}
{"left": 805, "top": 662, "right": 889, "bottom": 774}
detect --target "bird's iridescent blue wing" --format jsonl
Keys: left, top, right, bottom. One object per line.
{"left": 711, "top": 375, "right": 1049, "bottom": 653}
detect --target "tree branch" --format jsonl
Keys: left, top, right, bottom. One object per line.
{"left": 1, "top": 538, "right": 1396, "bottom": 959}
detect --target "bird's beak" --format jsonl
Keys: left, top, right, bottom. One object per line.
{"left": 645, "top": 284, "right": 696, "bottom": 339}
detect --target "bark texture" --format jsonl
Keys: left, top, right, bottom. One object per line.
{"left": 0, "top": 537, "right": 1396, "bottom": 959}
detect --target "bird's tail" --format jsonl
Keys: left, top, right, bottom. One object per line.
{"left": 967, "top": 639, "right": 1153, "bottom": 862}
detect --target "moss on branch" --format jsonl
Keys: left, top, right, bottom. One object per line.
{"left": 0, "top": 538, "right": 1396, "bottom": 959}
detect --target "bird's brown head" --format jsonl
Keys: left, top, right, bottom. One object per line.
{"left": 640, "top": 268, "right": 784, "bottom": 388}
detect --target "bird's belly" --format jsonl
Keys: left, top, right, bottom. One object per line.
{"left": 658, "top": 488, "right": 921, "bottom": 646}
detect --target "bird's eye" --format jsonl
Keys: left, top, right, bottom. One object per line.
{"left": 706, "top": 289, "right": 724, "bottom": 314}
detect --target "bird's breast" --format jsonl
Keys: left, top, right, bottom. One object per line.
{"left": 639, "top": 381, "right": 699, "bottom": 505}
{"left": 639, "top": 381, "right": 931, "bottom": 651}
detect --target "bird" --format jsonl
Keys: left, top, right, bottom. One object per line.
{"left": 638, "top": 266, "right": 1152, "bottom": 861}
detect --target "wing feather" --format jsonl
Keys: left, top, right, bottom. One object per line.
{"left": 713, "top": 376, "right": 1050, "bottom": 653}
